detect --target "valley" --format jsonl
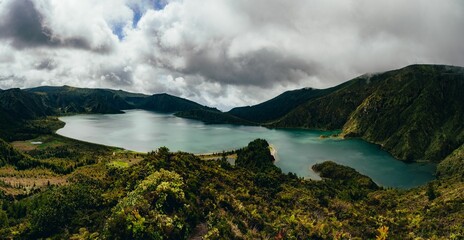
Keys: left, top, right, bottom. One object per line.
{"left": 0, "top": 64, "right": 463, "bottom": 238}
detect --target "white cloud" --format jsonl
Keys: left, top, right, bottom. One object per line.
{"left": 0, "top": 0, "right": 463, "bottom": 110}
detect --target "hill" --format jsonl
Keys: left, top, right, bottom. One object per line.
{"left": 0, "top": 86, "right": 215, "bottom": 141}
{"left": 0, "top": 88, "right": 52, "bottom": 122}
{"left": 271, "top": 76, "right": 378, "bottom": 129}
{"left": 137, "top": 93, "right": 218, "bottom": 113}
{"left": 26, "top": 85, "right": 214, "bottom": 114}
{"left": 341, "top": 65, "right": 464, "bottom": 161}
{"left": 27, "top": 86, "right": 134, "bottom": 114}
{"left": 258, "top": 65, "right": 464, "bottom": 162}
{"left": 228, "top": 87, "right": 340, "bottom": 123}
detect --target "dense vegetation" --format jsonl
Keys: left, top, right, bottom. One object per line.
{"left": 0, "top": 134, "right": 462, "bottom": 239}
{"left": 342, "top": 65, "right": 464, "bottom": 161}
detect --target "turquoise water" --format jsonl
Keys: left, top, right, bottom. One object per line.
{"left": 57, "top": 110, "right": 436, "bottom": 188}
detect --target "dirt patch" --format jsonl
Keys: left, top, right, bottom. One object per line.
{"left": 11, "top": 141, "right": 38, "bottom": 151}
{"left": 0, "top": 176, "right": 68, "bottom": 188}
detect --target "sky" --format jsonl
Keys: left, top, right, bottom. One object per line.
{"left": 0, "top": 0, "right": 463, "bottom": 110}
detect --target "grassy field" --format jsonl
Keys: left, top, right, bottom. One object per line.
{"left": 1, "top": 134, "right": 143, "bottom": 197}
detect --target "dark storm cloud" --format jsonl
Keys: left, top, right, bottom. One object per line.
{"left": 34, "top": 58, "right": 56, "bottom": 70}
{"left": 102, "top": 70, "right": 132, "bottom": 86}
{"left": 100, "top": 68, "right": 134, "bottom": 87}
{"left": 0, "top": 0, "right": 51, "bottom": 47}
{"left": 183, "top": 47, "right": 315, "bottom": 87}
{"left": 0, "top": 0, "right": 111, "bottom": 52}
{"left": 0, "top": 74, "right": 25, "bottom": 83}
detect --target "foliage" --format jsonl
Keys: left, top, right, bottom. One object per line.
{"left": 235, "top": 139, "right": 277, "bottom": 172}
{"left": 0, "top": 138, "right": 28, "bottom": 167}
{"left": 28, "top": 182, "right": 106, "bottom": 238}
{"left": 0, "top": 139, "right": 463, "bottom": 239}
{"left": 312, "top": 161, "right": 378, "bottom": 190}
{"left": 437, "top": 143, "right": 464, "bottom": 178}
{"left": 104, "top": 169, "right": 192, "bottom": 239}
{"left": 342, "top": 65, "right": 464, "bottom": 161}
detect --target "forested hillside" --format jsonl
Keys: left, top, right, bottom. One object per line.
{"left": 0, "top": 137, "right": 462, "bottom": 239}
{"left": 0, "top": 86, "right": 213, "bottom": 141}
{"left": 177, "top": 65, "right": 464, "bottom": 162}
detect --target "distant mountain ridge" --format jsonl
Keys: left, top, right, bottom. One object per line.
{"left": 0, "top": 86, "right": 215, "bottom": 140}
{"left": 1, "top": 64, "right": 463, "bottom": 163}
{"left": 25, "top": 85, "right": 217, "bottom": 114}
{"left": 227, "top": 87, "right": 341, "bottom": 123}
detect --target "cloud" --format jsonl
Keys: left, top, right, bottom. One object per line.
{"left": 0, "top": 0, "right": 132, "bottom": 52}
{"left": 0, "top": 0, "right": 93, "bottom": 51}
{"left": 0, "top": 0, "right": 463, "bottom": 110}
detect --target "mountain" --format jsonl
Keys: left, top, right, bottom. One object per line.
{"left": 174, "top": 64, "right": 464, "bottom": 163}
{"left": 0, "top": 88, "right": 52, "bottom": 128}
{"left": 137, "top": 93, "right": 218, "bottom": 113}
{"left": 437, "top": 143, "right": 464, "bottom": 178}
{"left": 25, "top": 85, "right": 214, "bottom": 114}
{"left": 342, "top": 65, "right": 464, "bottom": 161}
{"left": 228, "top": 87, "right": 340, "bottom": 123}
{"left": 274, "top": 64, "right": 464, "bottom": 162}
{"left": 26, "top": 86, "right": 140, "bottom": 114}
{"left": 271, "top": 77, "right": 378, "bottom": 129}
{"left": 0, "top": 86, "right": 215, "bottom": 141}
{"left": 3, "top": 64, "right": 463, "bottom": 162}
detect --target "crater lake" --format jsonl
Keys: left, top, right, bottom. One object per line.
{"left": 57, "top": 110, "right": 436, "bottom": 188}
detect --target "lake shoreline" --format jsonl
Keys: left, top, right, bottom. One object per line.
{"left": 56, "top": 110, "right": 436, "bottom": 188}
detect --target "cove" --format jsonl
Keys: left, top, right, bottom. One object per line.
{"left": 57, "top": 110, "right": 436, "bottom": 188}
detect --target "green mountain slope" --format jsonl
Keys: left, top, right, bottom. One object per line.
{"left": 228, "top": 87, "right": 339, "bottom": 123}
{"left": 271, "top": 77, "right": 378, "bottom": 129}
{"left": 342, "top": 65, "right": 464, "bottom": 161}
{"left": 437, "top": 143, "right": 464, "bottom": 178}
{"left": 27, "top": 86, "right": 215, "bottom": 114}
{"left": 0, "top": 138, "right": 29, "bottom": 167}
{"left": 0, "top": 88, "right": 52, "bottom": 122}
{"left": 27, "top": 86, "right": 137, "bottom": 114}
{"left": 273, "top": 64, "right": 464, "bottom": 162}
